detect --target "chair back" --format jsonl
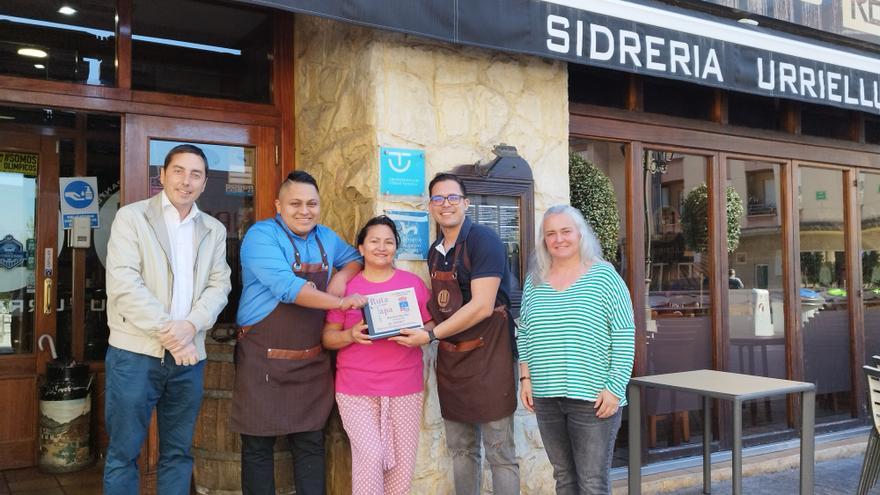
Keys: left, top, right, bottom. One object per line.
{"left": 865, "top": 365, "right": 880, "bottom": 434}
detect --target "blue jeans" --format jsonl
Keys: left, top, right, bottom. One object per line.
{"left": 444, "top": 416, "right": 520, "bottom": 495}
{"left": 103, "top": 346, "right": 205, "bottom": 495}
{"left": 533, "top": 397, "right": 622, "bottom": 495}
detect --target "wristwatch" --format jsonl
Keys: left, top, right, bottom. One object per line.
{"left": 427, "top": 329, "right": 438, "bottom": 342}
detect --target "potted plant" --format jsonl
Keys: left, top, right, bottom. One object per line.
{"left": 680, "top": 183, "right": 744, "bottom": 254}
{"left": 569, "top": 152, "right": 621, "bottom": 263}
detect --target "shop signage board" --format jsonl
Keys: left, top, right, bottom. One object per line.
{"left": 0, "top": 151, "right": 38, "bottom": 176}
{"left": 385, "top": 209, "right": 429, "bottom": 260}
{"left": 59, "top": 177, "right": 99, "bottom": 228}
{"left": 249, "top": 0, "right": 880, "bottom": 115}
{"left": 380, "top": 147, "right": 425, "bottom": 196}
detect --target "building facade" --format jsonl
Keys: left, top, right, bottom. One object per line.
{"left": 0, "top": 0, "right": 878, "bottom": 493}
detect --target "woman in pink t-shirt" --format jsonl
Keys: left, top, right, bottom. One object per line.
{"left": 322, "top": 215, "right": 434, "bottom": 495}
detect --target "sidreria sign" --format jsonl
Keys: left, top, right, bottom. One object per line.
{"left": 251, "top": 0, "right": 880, "bottom": 114}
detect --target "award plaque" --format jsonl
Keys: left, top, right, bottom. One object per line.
{"left": 363, "top": 287, "right": 423, "bottom": 340}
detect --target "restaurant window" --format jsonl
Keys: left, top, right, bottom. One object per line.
{"left": 798, "top": 166, "right": 853, "bottom": 423}
{"left": 569, "top": 137, "right": 628, "bottom": 466}
{"left": 568, "top": 65, "right": 628, "bottom": 109}
{"left": 0, "top": 1, "right": 117, "bottom": 86}
{"left": 866, "top": 118, "right": 880, "bottom": 145}
{"left": 726, "top": 159, "right": 789, "bottom": 442}
{"left": 801, "top": 104, "right": 852, "bottom": 141}
{"left": 148, "top": 140, "right": 255, "bottom": 329}
{"left": 861, "top": 172, "right": 880, "bottom": 366}
{"left": 51, "top": 113, "right": 121, "bottom": 362}
{"left": 132, "top": 0, "right": 272, "bottom": 103}
{"left": 644, "top": 150, "right": 712, "bottom": 455}
{"left": 728, "top": 91, "right": 782, "bottom": 131}
{"left": 746, "top": 169, "right": 777, "bottom": 216}
{"left": 643, "top": 76, "right": 713, "bottom": 120}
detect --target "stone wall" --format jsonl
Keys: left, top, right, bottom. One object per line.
{"left": 294, "top": 15, "right": 569, "bottom": 494}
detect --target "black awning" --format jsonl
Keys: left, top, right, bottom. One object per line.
{"left": 237, "top": 0, "right": 880, "bottom": 115}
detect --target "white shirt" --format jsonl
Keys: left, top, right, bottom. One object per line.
{"left": 161, "top": 192, "right": 198, "bottom": 320}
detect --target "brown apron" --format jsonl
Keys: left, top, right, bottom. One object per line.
{"left": 230, "top": 220, "right": 334, "bottom": 435}
{"left": 428, "top": 240, "right": 517, "bottom": 424}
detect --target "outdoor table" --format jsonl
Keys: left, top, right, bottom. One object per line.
{"left": 627, "top": 369, "right": 816, "bottom": 495}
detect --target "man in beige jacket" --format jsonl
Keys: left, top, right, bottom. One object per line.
{"left": 103, "top": 144, "right": 231, "bottom": 495}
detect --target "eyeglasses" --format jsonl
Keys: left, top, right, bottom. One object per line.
{"left": 429, "top": 194, "right": 464, "bottom": 206}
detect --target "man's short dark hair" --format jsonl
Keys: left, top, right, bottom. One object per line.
{"left": 428, "top": 172, "right": 467, "bottom": 197}
{"left": 163, "top": 144, "right": 209, "bottom": 173}
{"left": 282, "top": 170, "right": 319, "bottom": 193}
{"left": 356, "top": 215, "right": 400, "bottom": 247}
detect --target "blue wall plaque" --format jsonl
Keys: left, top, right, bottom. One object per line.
{"left": 386, "top": 210, "right": 429, "bottom": 261}
{"left": 380, "top": 147, "right": 425, "bottom": 196}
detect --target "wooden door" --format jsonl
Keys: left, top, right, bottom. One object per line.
{"left": 122, "top": 114, "right": 279, "bottom": 493}
{"left": 0, "top": 131, "right": 59, "bottom": 469}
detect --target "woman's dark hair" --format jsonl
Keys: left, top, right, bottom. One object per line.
{"left": 164, "top": 144, "right": 209, "bottom": 173}
{"left": 283, "top": 170, "right": 319, "bottom": 193}
{"left": 428, "top": 172, "right": 467, "bottom": 197}
{"left": 356, "top": 215, "right": 400, "bottom": 247}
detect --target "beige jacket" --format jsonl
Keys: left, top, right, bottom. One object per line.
{"left": 106, "top": 194, "right": 232, "bottom": 360}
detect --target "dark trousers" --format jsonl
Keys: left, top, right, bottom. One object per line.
{"left": 240, "top": 431, "right": 325, "bottom": 495}
{"left": 533, "top": 397, "right": 622, "bottom": 495}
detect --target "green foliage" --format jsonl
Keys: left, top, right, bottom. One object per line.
{"left": 680, "top": 183, "right": 744, "bottom": 253}
{"left": 801, "top": 252, "right": 824, "bottom": 285}
{"left": 569, "top": 153, "right": 620, "bottom": 261}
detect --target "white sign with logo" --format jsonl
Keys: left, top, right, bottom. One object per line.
{"left": 59, "top": 177, "right": 100, "bottom": 228}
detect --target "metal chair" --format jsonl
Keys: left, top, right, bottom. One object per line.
{"left": 857, "top": 365, "right": 880, "bottom": 495}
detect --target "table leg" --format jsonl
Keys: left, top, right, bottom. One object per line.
{"left": 733, "top": 399, "right": 742, "bottom": 495}
{"left": 800, "top": 390, "right": 815, "bottom": 495}
{"left": 629, "top": 384, "right": 641, "bottom": 495}
{"left": 703, "top": 395, "right": 711, "bottom": 494}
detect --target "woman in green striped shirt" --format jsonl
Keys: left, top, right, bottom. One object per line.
{"left": 518, "top": 205, "right": 635, "bottom": 495}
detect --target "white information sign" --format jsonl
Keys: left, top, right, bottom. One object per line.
{"left": 59, "top": 177, "right": 100, "bottom": 228}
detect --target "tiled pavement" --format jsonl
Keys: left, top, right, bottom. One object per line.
{"left": 0, "top": 438, "right": 876, "bottom": 495}
{"left": 0, "top": 462, "right": 102, "bottom": 495}
{"left": 614, "top": 433, "right": 877, "bottom": 495}
{"left": 662, "top": 455, "right": 879, "bottom": 494}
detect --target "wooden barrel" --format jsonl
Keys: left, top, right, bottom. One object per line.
{"left": 193, "top": 335, "right": 295, "bottom": 495}
{"left": 324, "top": 407, "right": 352, "bottom": 494}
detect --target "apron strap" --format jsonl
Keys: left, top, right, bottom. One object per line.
{"left": 430, "top": 239, "right": 463, "bottom": 279}
{"left": 273, "top": 218, "right": 330, "bottom": 273}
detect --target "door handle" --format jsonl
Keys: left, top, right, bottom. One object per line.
{"left": 43, "top": 278, "right": 52, "bottom": 315}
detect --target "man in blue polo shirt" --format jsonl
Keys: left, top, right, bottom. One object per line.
{"left": 395, "top": 173, "right": 520, "bottom": 494}
{"left": 231, "top": 170, "right": 365, "bottom": 495}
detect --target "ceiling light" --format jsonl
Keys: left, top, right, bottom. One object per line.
{"left": 34, "top": 64, "right": 45, "bottom": 69}
{"left": 17, "top": 48, "right": 48, "bottom": 58}
{"left": 58, "top": 6, "right": 77, "bottom": 15}
{"left": 738, "top": 18, "right": 759, "bottom": 26}
{"left": 0, "top": 116, "right": 15, "bottom": 121}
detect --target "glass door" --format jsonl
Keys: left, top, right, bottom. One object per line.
{"left": 122, "top": 114, "right": 278, "bottom": 488}
{"left": 642, "top": 149, "right": 714, "bottom": 454}
{"left": 798, "top": 165, "right": 853, "bottom": 423}
{"left": 860, "top": 171, "right": 880, "bottom": 365}
{"left": 0, "top": 130, "right": 59, "bottom": 469}
{"left": 724, "top": 158, "right": 791, "bottom": 439}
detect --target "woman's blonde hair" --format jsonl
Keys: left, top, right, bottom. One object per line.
{"left": 528, "top": 204, "right": 603, "bottom": 286}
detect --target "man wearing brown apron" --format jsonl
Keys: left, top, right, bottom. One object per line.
{"left": 396, "top": 173, "right": 520, "bottom": 494}
{"left": 232, "top": 171, "right": 365, "bottom": 495}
